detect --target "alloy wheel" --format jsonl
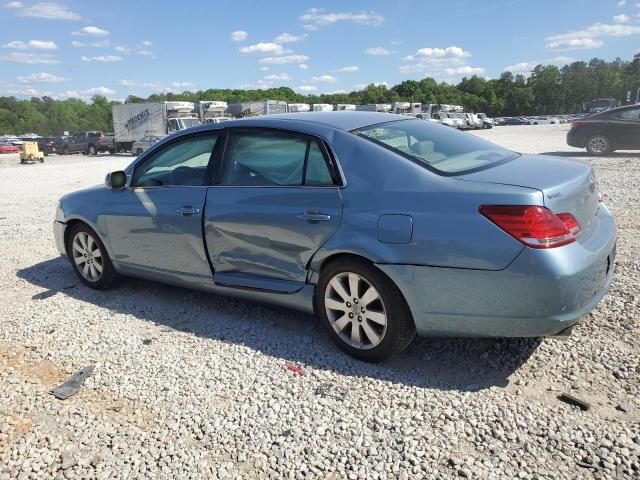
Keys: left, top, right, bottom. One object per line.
{"left": 324, "top": 272, "right": 388, "bottom": 350}
{"left": 71, "top": 231, "right": 103, "bottom": 282}
{"left": 588, "top": 136, "right": 608, "bottom": 154}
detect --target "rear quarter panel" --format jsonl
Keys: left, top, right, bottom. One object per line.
{"left": 311, "top": 131, "right": 541, "bottom": 272}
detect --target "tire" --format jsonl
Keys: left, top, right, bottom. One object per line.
{"left": 136, "top": 148, "right": 143, "bottom": 155}
{"left": 67, "top": 223, "right": 120, "bottom": 290}
{"left": 586, "top": 135, "right": 612, "bottom": 155}
{"left": 316, "top": 258, "right": 416, "bottom": 362}
{"left": 88, "top": 145, "right": 96, "bottom": 156}
{"left": 62, "top": 147, "right": 69, "bottom": 155}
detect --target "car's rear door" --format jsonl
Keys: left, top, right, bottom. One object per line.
{"left": 204, "top": 128, "right": 343, "bottom": 293}
{"left": 103, "top": 131, "right": 221, "bottom": 280}
{"left": 608, "top": 107, "right": 640, "bottom": 148}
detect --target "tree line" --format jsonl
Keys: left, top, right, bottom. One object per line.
{"left": 1, "top": 53, "right": 638, "bottom": 136}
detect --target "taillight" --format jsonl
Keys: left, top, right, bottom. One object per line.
{"left": 98, "top": 136, "right": 103, "bottom": 144}
{"left": 480, "top": 205, "right": 580, "bottom": 249}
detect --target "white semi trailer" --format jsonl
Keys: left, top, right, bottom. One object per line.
{"left": 313, "top": 104, "right": 333, "bottom": 112}
{"left": 195, "top": 100, "right": 228, "bottom": 123}
{"left": 112, "top": 101, "right": 200, "bottom": 152}
{"left": 288, "top": 103, "right": 311, "bottom": 113}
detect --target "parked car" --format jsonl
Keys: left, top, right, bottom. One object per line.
{"left": 132, "top": 135, "right": 167, "bottom": 155}
{"left": 499, "top": 117, "right": 530, "bottom": 126}
{"left": 567, "top": 103, "right": 640, "bottom": 155}
{"left": 531, "top": 116, "right": 560, "bottom": 125}
{"left": 66, "top": 132, "right": 115, "bottom": 155}
{"left": 54, "top": 112, "right": 616, "bottom": 361}
{"left": 46, "top": 136, "right": 68, "bottom": 154}
{"left": 477, "top": 113, "right": 495, "bottom": 129}
{"left": 4, "top": 136, "right": 23, "bottom": 146}
{"left": 0, "top": 141, "right": 20, "bottom": 153}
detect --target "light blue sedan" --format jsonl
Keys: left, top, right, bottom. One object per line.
{"left": 53, "top": 112, "right": 616, "bottom": 361}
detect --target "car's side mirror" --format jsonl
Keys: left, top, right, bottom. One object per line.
{"left": 105, "top": 170, "right": 127, "bottom": 189}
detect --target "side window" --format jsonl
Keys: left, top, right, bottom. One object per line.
{"left": 305, "top": 141, "right": 334, "bottom": 186}
{"left": 131, "top": 134, "right": 217, "bottom": 187}
{"left": 220, "top": 132, "right": 336, "bottom": 187}
{"left": 221, "top": 132, "right": 307, "bottom": 186}
{"left": 612, "top": 108, "right": 640, "bottom": 121}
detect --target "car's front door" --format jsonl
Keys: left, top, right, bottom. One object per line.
{"left": 608, "top": 107, "right": 640, "bottom": 148}
{"left": 103, "top": 132, "right": 220, "bottom": 280}
{"left": 204, "top": 128, "right": 343, "bottom": 292}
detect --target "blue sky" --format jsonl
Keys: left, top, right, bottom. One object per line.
{"left": 0, "top": 0, "right": 639, "bottom": 101}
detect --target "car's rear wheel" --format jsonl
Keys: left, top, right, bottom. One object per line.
{"left": 67, "top": 223, "right": 120, "bottom": 290}
{"left": 316, "top": 259, "right": 416, "bottom": 362}
{"left": 586, "top": 135, "right": 611, "bottom": 155}
{"left": 62, "top": 147, "right": 69, "bottom": 155}
{"left": 136, "top": 148, "right": 143, "bottom": 155}
{"left": 88, "top": 145, "right": 96, "bottom": 155}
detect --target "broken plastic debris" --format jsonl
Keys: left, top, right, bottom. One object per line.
{"left": 315, "top": 382, "right": 347, "bottom": 401}
{"left": 284, "top": 362, "right": 304, "bottom": 376}
{"left": 51, "top": 365, "right": 95, "bottom": 400}
{"left": 557, "top": 392, "right": 590, "bottom": 411}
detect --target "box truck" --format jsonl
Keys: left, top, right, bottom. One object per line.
{"left": 226, "top": 100, "right": 288, "bottom": 118}
{"left": 195, "top": 101, "right": 229, "bottom": 123}
{"left": 112, "top": 101, "right": 200, "bottom": 152}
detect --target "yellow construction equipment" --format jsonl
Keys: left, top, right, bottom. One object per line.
{"left": 20, "top": 141, "right": 45, "bottom": 164}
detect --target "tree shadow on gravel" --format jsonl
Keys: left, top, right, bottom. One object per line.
{"left": 540, "top": 151, "right": 639, "bottom": 158}
{"left": 18, "top": 257, "right": 542, "bottom": 393}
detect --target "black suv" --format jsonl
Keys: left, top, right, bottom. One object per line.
{"left": 567, "top": 104, "right": 640, "bottom": 155}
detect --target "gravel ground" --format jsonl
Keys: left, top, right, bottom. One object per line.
{"left": 0, "top": 124, "right": 638, "bottom": 479}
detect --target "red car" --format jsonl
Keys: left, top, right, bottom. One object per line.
{"left": 0, "top": 143, "right": 20, "bottom": 154}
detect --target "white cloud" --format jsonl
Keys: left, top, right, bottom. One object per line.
{"left": 546, "top": 38, "right": 604, "bottom": 50}
{"left": 14, "top": 2, "right": 81, "bottom": 20}
{"left": 141, "top": 40, "right": 152, "bottom": 47}
{"left": 504, "top": 56, "right": 576, "bottom": 74}
{"left": 230, "top": 30, "right": 248, "bottom": 42}
{"left": 263, "top": 73, "right": 291, "bottom": 81}
{"left": 259, "top": 54, "right": 309, "bottom": 65}
{"left": 300, "top": 8, "right": 384, "bottom": 29}
{"left": 17, "top": 72, "right": 65, "bottom": 83}
{"left": 115, "top": 43, "right": 154, "bottom": 57}
{"left": 71, "top": 39, "right": 109, "bottom": 48}
{"left": 365, "top": 47, "right": 391, "bottom": 56}
{"left": 355, "top": 81, "right": 388, "bottom": 89}
{"left": 3, "top": 2, "right": 24, "bottom": 8}
{"left": 298, "top": 85, "right": 318, "bottom": 92}
{"left": 259, "top": 66, "right": 269, "bottom": 71}
{"left": 311, "top": 74, "right": 337, "bottom": 83}
{"left": 445, "top": 66, "right": 486, "bottom": 76}
{"left": 613, "top": 14, "right": 629, "bottom": 23}
{"left": 389, "top": 40, "right": 403, "bottom": 45}
{"left": 331, "top": 66, "right": 359, "bottom": 73}
{"left": 298, "top": 63, "right": 309, "bottom": 70}
{"left": 72, "top": 25, "right": 109, "bottom": 36}
{"left": 81, "top": 86, "right": 114, "bottom": 96}
{"left": 3, "top": 39, "right": 57, "bottom": 49}
{"left": 400, "top": 46, "right": 481, "bottom": 80}
{"left": 81, "top": 55, "right": 122, "bottom": 62}
{"left": 617, "top": 0, "right": 626, "bottom": 5}
{"left": 273, "top": 32, "right": 306, "bottom": 44}
{"left": 0, "top": 51, "right": 58, "bottom": 63}
{"left": 0, "top": 83, "right": 41, "bottom": 96}
{"left": 546, "top": 22, "right": 640, "bottom": 49}
{"left": 239, "top": 42, "right": 291, "bottom": 55}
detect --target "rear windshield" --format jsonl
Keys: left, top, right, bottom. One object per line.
{"left": 357, "top": 119, "right": 518, "bottom": 174}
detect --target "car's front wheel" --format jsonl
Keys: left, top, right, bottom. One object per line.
{"left": 67, "top": 223, "right": 120, "bottom": 290}
{"left": 586, "top": 135, "right": 612, "bottom": 155}
{"left": 316, "top": 259, "right": 416, "bottom": 362}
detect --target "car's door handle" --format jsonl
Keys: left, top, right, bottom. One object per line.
{"left": 297, "top": 211, "right": 331, "bottom": 222}
{"left": 176, "top": 206, "right": 200, "bottom": 216}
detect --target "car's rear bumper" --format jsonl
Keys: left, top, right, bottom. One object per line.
{"left": 566, "top": 129, "right": 585, "bottom": 148}
{"left": 377, "top": 204, "right": 616, "bottom": 338}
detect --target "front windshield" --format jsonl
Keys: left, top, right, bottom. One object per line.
{"left": 591, "top": 100, "right": 613, "bottom": 108}
{"left": 357, "top": 119, "right": 518, "bottom": 174}
{"left": 180, "top": 118, "right": 201, "bottom": 128}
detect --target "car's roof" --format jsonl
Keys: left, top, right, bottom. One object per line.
{"left": 200, "top": 111, "right": 413, "bottom": 132}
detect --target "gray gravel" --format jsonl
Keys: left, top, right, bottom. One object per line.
{"left": 0, "top": 125, "right": 638, "bottom": 479}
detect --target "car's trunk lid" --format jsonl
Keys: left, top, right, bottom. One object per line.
{"left": 455, "top": 154, "right": 599, "bottom": 233}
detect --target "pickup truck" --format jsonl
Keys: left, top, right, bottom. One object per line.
{"left": 66, "top": 132, "right": 115, "bottom": 155}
